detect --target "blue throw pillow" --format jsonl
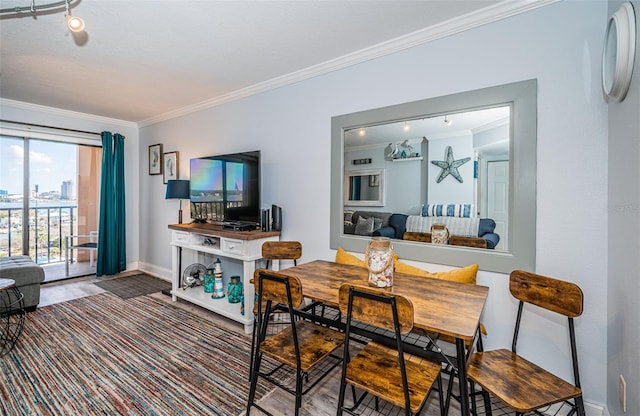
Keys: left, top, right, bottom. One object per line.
{"left": 422, "top": 204, "right": 473, "bottom": 218}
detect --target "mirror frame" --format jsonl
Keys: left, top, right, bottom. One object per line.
{"left": 344, "top": 168, "right": 385, "bottom": 207}
{"left": 330, "top": 79, "right": 537, "bottom": 273}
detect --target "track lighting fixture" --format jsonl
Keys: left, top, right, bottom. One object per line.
{"left": 0, "top": 0, "right": 85, "bottom": 33}
{"left": 444, "top": 115, "right": 453, "bottom": 126}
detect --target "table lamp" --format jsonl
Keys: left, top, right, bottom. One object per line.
{"left": 165, "top": 180, "right": 190, "bottom": 224}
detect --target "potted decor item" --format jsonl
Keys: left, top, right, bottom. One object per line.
{"left": 227, "top": 276, "right": 242, "bottom": 303}
{"left": 365, "top": 236, "right": 394, "bottom": 287}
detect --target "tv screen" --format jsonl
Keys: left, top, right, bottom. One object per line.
{"left": 189, "top": 150, "right": 260, "bottom": 225}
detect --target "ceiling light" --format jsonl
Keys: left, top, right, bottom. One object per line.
{"left": 358, "top": 128, "right": 366, "bottom": 137}
{"left": 403, "top": 122, "right": 410, "bottom": 132}
{"left": 444, "top": 115, "right": 453, "bottom": 126}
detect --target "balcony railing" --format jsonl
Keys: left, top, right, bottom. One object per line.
{"left": 0, "top": 204, "right": 78, "bottom": 264}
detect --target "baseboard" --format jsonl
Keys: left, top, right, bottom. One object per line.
{"left": 137, "top": 262, "right": 171, "bottom": 282}
{"left": 543, "top": 400, "right": 607, "bottom": 416}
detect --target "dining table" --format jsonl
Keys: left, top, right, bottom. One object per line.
{"left": 277, "top": 259, "right": 490, "bottom": 416}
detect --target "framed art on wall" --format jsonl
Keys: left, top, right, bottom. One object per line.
{"left": 163, "top": 151, "right": 178, "bottom": 184}
{"left": 149, "top": 144, "right": 163, "bottom": 175}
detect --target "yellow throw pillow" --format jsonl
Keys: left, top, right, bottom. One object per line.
{"left": 335, "top": 247, "right": 366, "bottom": 268}
{"left": 428, "top": 263, "right": 478, "bottom": 285}
{"left": 394, "top": 260, "right": 431, "bottom": 277}
{"left": 395, "top": 261, "right": 478, "bottom": 284}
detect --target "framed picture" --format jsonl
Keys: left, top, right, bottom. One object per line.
{"left": 163, "top": 151, "right": 178, "bottom": 184}
{"left": 149, "top": 144, "right": 163, "bottom": 175}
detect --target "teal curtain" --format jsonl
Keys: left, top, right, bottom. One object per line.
{"left": 97, "top": 132, "right": 126, "bottom": 276}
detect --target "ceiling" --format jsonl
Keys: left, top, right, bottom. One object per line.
{"left": 0, "top": 1, "right": 550, "bottom": 125}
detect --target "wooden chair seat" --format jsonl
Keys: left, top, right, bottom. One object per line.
{"left": 346, "top": 341, "right": 441, "bottom": 414}
{"left": 468, "top": 348, "right": 582, "bottom": 412}
{"left": 261, "top": 320, "right": 345, "bottom": 373}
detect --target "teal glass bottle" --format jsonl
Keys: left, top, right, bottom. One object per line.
{"left": 203, "top": 269, "right": 214, "bottom": 293}
{"left": 227, "top": 276, "right": 242, "bottom": 303}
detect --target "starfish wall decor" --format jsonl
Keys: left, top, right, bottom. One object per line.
{"left": 430, "top": 146, "right": 471, "bottom": 183}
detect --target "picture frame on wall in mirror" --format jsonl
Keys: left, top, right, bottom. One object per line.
{"left": 163, "top": 151, "right": 178, "bottom": 184}
{"left": 149, "top": 144, "right": 163, "bottom": 175}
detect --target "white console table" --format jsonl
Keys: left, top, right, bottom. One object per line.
{"left": 169, "top": 223, "right": 280, "bottom": 334}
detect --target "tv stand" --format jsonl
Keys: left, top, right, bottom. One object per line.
{"left": 168, "top": 223, "right": 280, "bottom": 334}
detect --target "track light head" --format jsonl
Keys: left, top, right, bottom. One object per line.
{"left": 66, "top": 14, "right": 85, "bottom": 32}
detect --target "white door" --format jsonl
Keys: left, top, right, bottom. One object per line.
{"left": 487, "top": 161, "right": 509, "bottom": 250}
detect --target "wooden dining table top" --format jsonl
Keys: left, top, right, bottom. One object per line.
{"left": 278, "top": 260, "right": 489, "bottom": 341}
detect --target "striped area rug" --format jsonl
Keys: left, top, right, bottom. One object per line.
{"left": 1, "top": 293, "right": 270, "bottom": 415}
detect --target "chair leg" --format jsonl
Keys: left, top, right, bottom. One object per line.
{"left": 575, "top": 395, "right": 586, "bottom": 416}
{"left": 295, "top": 368, "right": 304, "bottom": 416}
{"left": 246, "top": 349, "right": 262, "bottom": 415}
{"left": 436, "top": 374, "right": 445, "bottom": 416}
{"left": 248, "top": 318, "right": 257, "bottom": 381}
{"left": 481, "top": 387, "right": 492, "bottom": 416}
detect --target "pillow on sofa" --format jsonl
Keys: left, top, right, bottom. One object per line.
{"left": 395, "top": 261, "right": 478, "bottom": 285}
{"left": 354, "top": 216, "right": 375, "bottom": 236}
{"left": 335, "top": 247, "right": 366, "bottom": 267}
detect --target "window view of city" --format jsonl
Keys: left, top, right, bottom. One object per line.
{"left": 0, "top": 137, "right": 100, "bottom": 267}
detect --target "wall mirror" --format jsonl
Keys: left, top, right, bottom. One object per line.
{"left": 344, "top": 168, "right": 385, "bottom": 206}
{"left": 330, "top": 79, "right": 537, "bottom": 273}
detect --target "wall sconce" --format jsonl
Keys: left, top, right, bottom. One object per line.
{"left": 165, "top": 179, "right": 190, "bottom": 224}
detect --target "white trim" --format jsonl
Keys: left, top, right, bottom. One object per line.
{"left": 138, "top": 0, "right": 559, "bottom": 127}
{"left": 0, "top": 98, "right": 139, "bottom": 129}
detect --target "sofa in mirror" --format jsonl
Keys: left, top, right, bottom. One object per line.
{"left": 330, "top": 79, "right": 537, "bottom": 273}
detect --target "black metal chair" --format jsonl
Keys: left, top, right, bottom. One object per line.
{"left": 467, "top": 270, "right": 585, "bottom": 416}
{"left": 248, "top": 241, "right": 302, "bottom": 379}
{"left": 336, "top": 283, "right": 444, "bottom": 416}
{"left": 247, "top": 268, "right": 345, "bottom": 416}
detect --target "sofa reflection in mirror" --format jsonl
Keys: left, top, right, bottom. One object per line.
{"left": 344, "top": 207, "right": 499, "bottom": 249}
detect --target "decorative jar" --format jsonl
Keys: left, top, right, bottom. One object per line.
{"left": 365, "top": 237, "right": 394, "bottom": 288}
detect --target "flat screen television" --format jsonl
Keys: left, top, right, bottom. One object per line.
{"left": 189, "top": 150, "right": 260, "bottom": 225}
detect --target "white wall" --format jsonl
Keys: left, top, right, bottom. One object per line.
{"left": 0, "top": 102, "right": 141, "bottom": 271}
{"left": 607, "top": 0, "right": 640, "bottom": 415}
{"left": 138, "top": 0, "right": 609, "bottom": 408}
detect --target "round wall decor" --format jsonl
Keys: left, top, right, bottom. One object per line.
{"left": 602, "top": 2, "right": 636, "bottom": 102}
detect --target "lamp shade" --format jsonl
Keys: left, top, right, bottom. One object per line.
{"left": 165, "top": 180, "right": 190, "bottom": 199}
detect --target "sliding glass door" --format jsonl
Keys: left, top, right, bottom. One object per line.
{"left": 0, "top": 135, "right": 101, "bottom": 279}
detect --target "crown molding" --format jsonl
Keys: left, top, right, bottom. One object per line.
{"left": 140, "top": 0, "right": 559, "bottom": 127}
{"left": 0, "top": 98, "right": 138, "bottom": 129}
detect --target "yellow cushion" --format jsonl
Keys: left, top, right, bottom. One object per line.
{"left": 395, "top": 261, "right": 478, "bottom": 285}
{"left": 335, "top": 247, "right": 366, "bottom": 267}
